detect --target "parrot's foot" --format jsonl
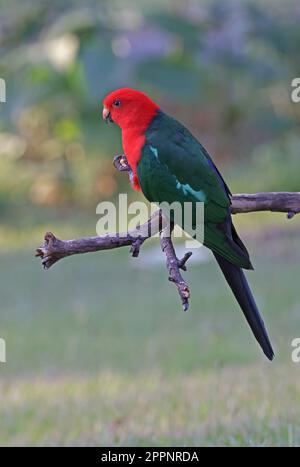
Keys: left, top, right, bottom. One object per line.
{"left": 113, "top": 154, "right": 131, "bottom": 172}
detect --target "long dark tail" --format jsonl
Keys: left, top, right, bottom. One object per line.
{"left": 213, "top": 252, "right": 274, "bottom": 361}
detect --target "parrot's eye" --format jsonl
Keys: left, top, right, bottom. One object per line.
{"left": 113, "top": 100, "right": 121, "bottom": 107}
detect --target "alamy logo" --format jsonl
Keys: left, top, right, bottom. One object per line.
{"left": 291, "top": 338, "right": 300, "bottom": 363}
{"left": 0, "top": 78, "right": 6, "bottom": 102}
{"left": 96, "top": 194, "right": 205, "bottom": 248}
{"left": 291, "top": 78, "right": 300, "bottom": 103}
{"left": 0, "top": 338, "right": 6, "bottom": 363}
{"left": 0, "top": 80, "right": 7, "bottom": 362}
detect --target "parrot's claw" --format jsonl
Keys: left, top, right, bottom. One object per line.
{"left": 113, "top": 154, "right": 130, "bottom": 172}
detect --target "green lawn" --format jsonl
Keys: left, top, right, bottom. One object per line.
{"left": 0, "top": 233, "right": 299, "bottom": 446}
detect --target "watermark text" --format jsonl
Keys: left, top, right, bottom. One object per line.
{"left": 291, "top": 78, "right": 300, "bottom": 103}
{"left": 96, "top": 194, "right": 204, "bottom": 249}
{"left": 0, "top": 78, "right": 6, "bottom": 103}
{"left": 291, "top": 338, "right": 300, "bottom": 363}
{"left": 0, "top": 338, "right": 6, "bottom": 363}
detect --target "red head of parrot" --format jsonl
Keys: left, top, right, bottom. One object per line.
{"left": 102, "top": 88, "right": 159, "bottom": 190}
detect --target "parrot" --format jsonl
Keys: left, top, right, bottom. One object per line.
{"left": 102, "top": 87, "right": 274, "bottom": 360}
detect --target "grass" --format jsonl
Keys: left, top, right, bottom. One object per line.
{"left": 0, "top": 229, "right": 300, "bottom": 446}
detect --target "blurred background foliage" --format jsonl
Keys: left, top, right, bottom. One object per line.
{"left": 0, "top": 0, "right": 300, "bottom": 235}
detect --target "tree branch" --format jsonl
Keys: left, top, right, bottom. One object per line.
{"left": 36, "top": 210, "right": 164, "bottom": 269}
{"left": 35, "top": 154, "right": 300, "bottom": 312}
{"left": 231, "top": 192, "right": 300, "bottom": 218}
{"left": 160, "top": 225, "right": 192, "bottom": 312}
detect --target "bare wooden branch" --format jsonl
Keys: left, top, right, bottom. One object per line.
{"left": 231, "top": 192, "right": 300, "bottom": 218}
{"left": 160, "top": 225, "right": 192, "bottom": 311}
{"left": 35, "top": 153, "right": 300, "bottom": 312}
{"left": 35, "top": 211, "right": 193, "bottom": 310}
{"left": 35, "top": 210, "right": 165, "bottom": 270}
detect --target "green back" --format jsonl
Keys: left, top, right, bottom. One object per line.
{"left": 137, "top": 110, "right": 251, "bottom": 269}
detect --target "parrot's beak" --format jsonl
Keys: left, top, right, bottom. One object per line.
{"left": 103, "top": 106, "right": 113, "bottom": 123}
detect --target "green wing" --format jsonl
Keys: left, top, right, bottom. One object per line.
{"left": 137, "top": 111, "right": 251, "bottom": 269}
